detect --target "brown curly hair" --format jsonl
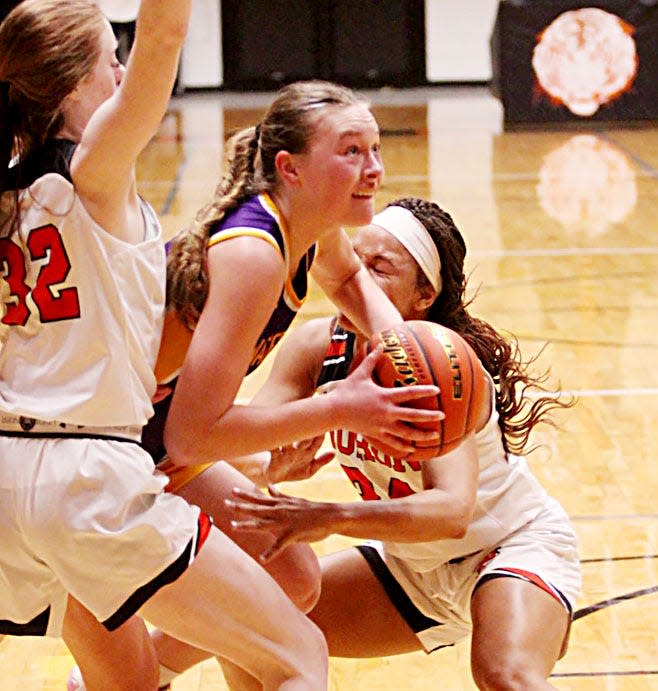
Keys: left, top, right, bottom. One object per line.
{"left": 386, "top": 196, "right": 574, "bottom": 455}
{"left": 166, "top": 79, "right": 366, "bottom": 329}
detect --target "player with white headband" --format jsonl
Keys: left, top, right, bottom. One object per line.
{"left": 370, "top": 204, "right": 442, "bottom": 293}
{"left": 226, "top": 196, "right": 582, "bottom": 691}
{"left": 114, "top": 196, "right": 581, "bottom": 690}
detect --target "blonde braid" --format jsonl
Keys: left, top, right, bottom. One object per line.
{"left": 166, "top": 126, "right": 260, "bottom": 329}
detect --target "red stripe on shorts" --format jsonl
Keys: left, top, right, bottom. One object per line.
{"left": 496, "top": 567, "right": 561, "bottom": 604}
{"left": 326, "top": 340, "right": 346, "bottom": 357}
{"left": 195, "top": 512, "right": 213, "bottom": 555}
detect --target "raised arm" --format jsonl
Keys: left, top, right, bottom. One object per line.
{"left": 72, "top": 0, "right": 192, "bottom": 235}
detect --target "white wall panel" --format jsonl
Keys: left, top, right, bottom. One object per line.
{"left": 425, "top": 0, "right": 499, "bottom": 82}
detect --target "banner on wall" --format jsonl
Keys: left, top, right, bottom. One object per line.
{"left": 490, "top": 0, "right": 658, "bottom": 127}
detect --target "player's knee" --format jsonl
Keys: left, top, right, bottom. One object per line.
{"left": 472, "top": 653, "right": 546, "bottom": 690}
{"left": 274, "top": 545, "right": 321, "bottom": 613}
{"left": 261, "top": 616, "right": 328, "bottom": 690}
{"left": 297, "top": 619, "right": 329, "bottom": 687}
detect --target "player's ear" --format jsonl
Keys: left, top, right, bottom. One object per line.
{"left": 274, "top": 150, "right": 299, "bottom": 185}
{"left": 415, "top": 282, "right": 439, "bottom": 312}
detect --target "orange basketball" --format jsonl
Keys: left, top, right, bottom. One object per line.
{"left": 365, "top": 320, "right": 488, "bottom": 460}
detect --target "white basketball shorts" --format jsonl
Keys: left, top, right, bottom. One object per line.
{"left": 358, "top": 499, "right": 581, "bottom": 653}
{"left": 0, "top": 435, "right": 207, "bottom": 637}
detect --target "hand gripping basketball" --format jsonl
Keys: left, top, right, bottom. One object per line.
{"left": 364, "top": 320, "right": 487, "bottom": 460}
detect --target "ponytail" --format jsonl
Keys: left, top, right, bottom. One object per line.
{"left": 0, "top": 81, "right": 13, "bottom": 182}
{"left": 166, "top": 125, "right": 261, "bottom": 328}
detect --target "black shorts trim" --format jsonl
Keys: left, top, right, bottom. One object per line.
{"left": 102, "top": 537, "right": 194, "bottom": 631}
{"left": 0, "top": 430, "right": 142, "bottom": 445}
{"left": 356, "top": 544, "right": 441, "bottom": 634}
{"left": 102, "top": 512, "right": 212, "bottom": 632}
{"left": 0, "top": 607, "right": 50, "bottom": 636}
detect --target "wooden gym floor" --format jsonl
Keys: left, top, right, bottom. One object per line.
{"left": 1, "top": 85, "right": 657, "bottom": 689}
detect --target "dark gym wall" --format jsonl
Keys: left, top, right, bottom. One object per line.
{"left": 221, "top": 0, "right": 426, "bottom": 90}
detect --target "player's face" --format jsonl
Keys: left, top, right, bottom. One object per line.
{"left": 337, "top": 223, "right": 437, "bottom": 333}
{"left": 292, "top": 104, "right": 384, "bottom": 228}
{"left": 66, "top": 19, "right": 124, "bottom": 134}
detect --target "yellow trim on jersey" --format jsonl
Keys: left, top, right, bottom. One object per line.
{"left": 159, "top": 456, "right": 214, "bottom": 493}
{"left": 261, "top": 193, "right": 307, "bottom": 310}
{"left": 207, "top": 193, "right": 308, "bottom": 311}
{"left": 260, "top": 192, "right": 288, "bottom": 240}
{"left": 283, "top": 269, "right": 306, "bottom": 310}
{"left": 206, "top": 227, "right": 282, "bottom": 255}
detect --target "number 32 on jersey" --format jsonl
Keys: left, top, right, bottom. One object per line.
{"left": 0, "top": 224, "right": 81, "bottom": 326}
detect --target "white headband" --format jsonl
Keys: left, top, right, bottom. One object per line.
{"left": 371, "top": 206, "right": 441, "bottom": 292}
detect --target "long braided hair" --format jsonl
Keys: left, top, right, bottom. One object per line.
{"left": 166, "top": 79, "right": 366, "bottom": 329}
{"left": 387, "top": 197, "right": 574, "bottom": 455}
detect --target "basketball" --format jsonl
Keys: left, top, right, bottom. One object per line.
{"left": 364, "top": 320, "right": 488, "bottom": 461}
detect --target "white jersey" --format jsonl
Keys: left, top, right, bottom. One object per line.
{"left": 330, "top": 391, "right": 552, "bottom": 571}
{"left": 0, "top": 146, "right": 164, "bottom": 427}
{"left": 320, "top": 325, "right": 580, "bottom": 650}
{"left": 321, "top": 325, "right": 557, "bottom": 572}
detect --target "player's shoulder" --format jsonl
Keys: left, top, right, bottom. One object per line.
{"left": 216, "top": 195, "right": 279, "bottom": 235}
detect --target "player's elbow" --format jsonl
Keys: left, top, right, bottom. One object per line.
{"left": 163, "top": 426, "right": 200, "bottom": 466}
{"left": 443, "top": 501, "right": 473, "bottom": 539}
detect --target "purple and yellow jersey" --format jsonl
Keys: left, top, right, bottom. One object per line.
{"left": 143, "top": 193, "right": 315, "bottom": 467}
{"left": 213, "top": 193, "right": 315, "bottom": 374}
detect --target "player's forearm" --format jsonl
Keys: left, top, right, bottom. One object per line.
{"left": 329, "top": 491, "right": 473, "bottom": 543}
{"left": 325, "top": 266, "right": 402, "bottom": 337}
{"left": 165, "top": 395, "right": 340, "bottom": 465}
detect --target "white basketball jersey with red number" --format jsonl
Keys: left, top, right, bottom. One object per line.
{"left": 329, "top": 403, "right": 552, "bottom": 571}
{"left": 0, "top": 161, "right": 164, "bottom": 427}
{"left": 322, "top": 325, "right": 553, "bottom": 571}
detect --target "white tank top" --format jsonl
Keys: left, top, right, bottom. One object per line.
{"left": 0, "top": 172, "right": 165, "bottom": 427}
{"left": 329, "top": 374, "right": 551, "bottom": 571}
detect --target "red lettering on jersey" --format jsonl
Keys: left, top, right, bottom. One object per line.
{"left": 331, "top": 429, "right": 355, "bottom": 456}
{"left": 402, "top": 458, "right": 422, "bottom": 473}
{"left": 0, "top": 225, "right": 80, "bottom": 326}
{"left": 340, "top": 465, "right": 415, "bottom": 501}
{"left": 330, "top": 430, "right": 422, "bottom": 474}
{"left": 355, "top": 435, "right": 380, "bottom": 464}
{"left": 340, "top": 465, "right": 381, "bottom": 500}
{"left": 388, "top": 477, "right": 415, "bottom": 498}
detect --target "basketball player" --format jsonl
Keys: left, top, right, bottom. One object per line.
{"left": 0, "top": 2, "right": 328, "bottom": 689}
{"left": 83, "top": 197, "right": 582, "bottom": 689}
{"left": 149, "top": 81, "right": 446, "bottom": 689}
{"left": 66, "top": 82, "right": 444, "bottom": 689}
{"left": 226, "top": 198, "right": 583, "bottom": 689}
